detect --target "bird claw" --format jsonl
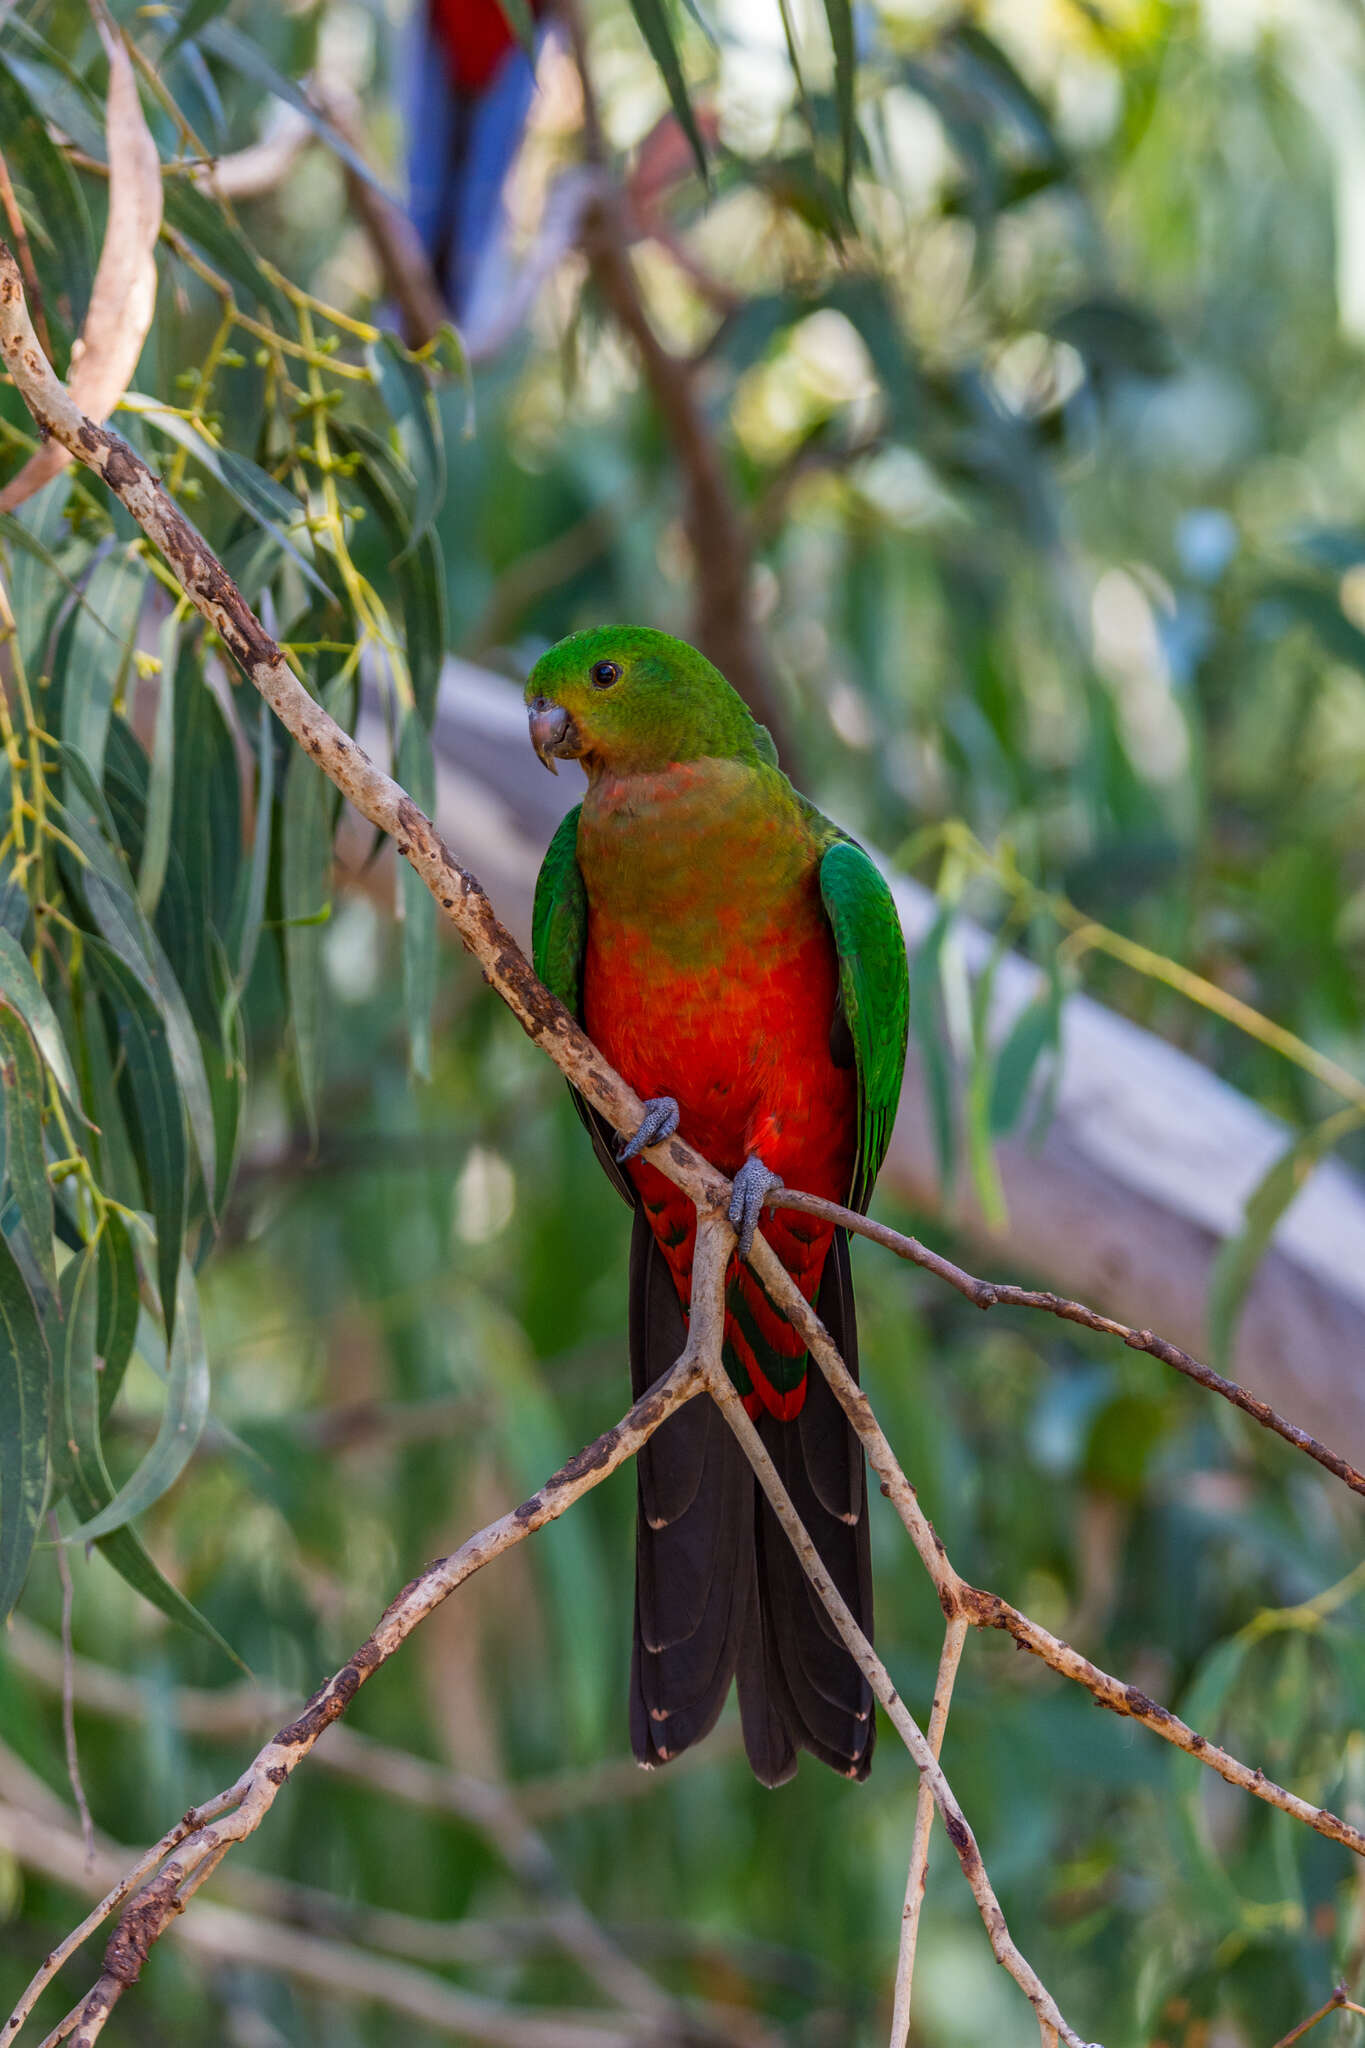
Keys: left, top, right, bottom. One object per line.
{"left": 728, "top": 1155, "right": 782, "bottom": 1262}
{"left": 616, "top": 1096, "right": 681, "bottom": 1162}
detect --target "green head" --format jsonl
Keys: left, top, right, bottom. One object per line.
{"left": 524, "top": 625, "right": 772, "bottom": 778}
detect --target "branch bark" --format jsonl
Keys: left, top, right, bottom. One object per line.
{"left": 5, "top": 232, "right": 1362, "bottom": 2048}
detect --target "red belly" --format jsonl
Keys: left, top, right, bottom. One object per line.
{"left": 584, "top": 912, "right": 857, "bottom": 1419}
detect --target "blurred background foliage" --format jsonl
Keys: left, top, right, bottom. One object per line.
{"left": 2, "top": 0, "right": 1365, "bottom": 2044}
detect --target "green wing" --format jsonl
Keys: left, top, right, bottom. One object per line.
{"left": 531, "top": 803, "right": 587, "bottom": 1014}
{"left": 531, "top": 803, "right": 634, "bottom": 1207}
{"left": 819, "top": 837, "right": 910, "bottom": 1215}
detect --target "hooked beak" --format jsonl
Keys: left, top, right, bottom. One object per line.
{"left": 528, "top": 696, "right": 580, "bottom": 775}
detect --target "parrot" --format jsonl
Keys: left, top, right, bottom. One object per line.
{"left": 525, "top": 626, "right": 909, "bottom": 1786}
{"left": 405, "top": 0, "right": 547, "bottom": 323}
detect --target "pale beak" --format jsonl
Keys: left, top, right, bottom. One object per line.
{"left": 528, "top": 696, "right": 578, "bottom": 774}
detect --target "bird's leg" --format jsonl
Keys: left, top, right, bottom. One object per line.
{"left": 728, "top": 1154, "right": 783, "bottom": 1262}
{"left": 616, "top": 1096, "right": 681, "bottom": 1162}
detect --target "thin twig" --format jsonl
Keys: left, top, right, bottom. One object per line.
{"left": 3, "top": 1356, "right": 704, "bottom": 2045}
{"left": 764, "top": 1187, "right": 1365, "bottom": 1500}
{"left": 688, "top": 1221, "right": 1096, "bottom": 2048}
{"left": 1271, "top": 1984, "right": 1365, "bottom": 2046}
{"left": 890, "top": 1614, "right": 967, "bottom": 2046}
{"left": 48, "top": 1513, "right": 95, "bottom": 1865}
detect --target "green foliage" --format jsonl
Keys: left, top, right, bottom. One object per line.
{"left": 1, "top": 2, "right": 1364, "bottom": 2046}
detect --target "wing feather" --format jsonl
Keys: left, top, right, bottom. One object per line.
{"left": 818, "top": 838, "right": 910, "bottom": 1215}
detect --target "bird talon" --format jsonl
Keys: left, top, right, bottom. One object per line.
{"left": 616, "top": 1096, "right": 681, "bottom": 1162}
{"left": 728, "top": 1155, "right": 783, "bottom": 1261}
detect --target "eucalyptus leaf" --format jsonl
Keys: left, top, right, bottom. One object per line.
{"left": 0, "top": 1002, "right": 54, "bottom": 1293}
{"left": 0, "top": 929, "right": 80, "bottom": 1111}
{"left": 0, "top": 1230, "right": 50, "bottom": 1623}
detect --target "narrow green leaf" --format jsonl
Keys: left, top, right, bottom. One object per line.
{"left": 494, "top": 0, "right": 536, "bottom": 55}
{"left": 136, "top": 407, "right": 328, "bottom": 598}
{"left": 137, "top": 614, "right": 179, "bottom": 916}
{"left": 820, "top": 0, "right": 856, "bottom": 198}
{"left": 165, "top": 0, "right": 236, "bottom": 57}
{"left": 1207, "top": 1109, "right": 1362, "bottom": 1374}
{"left": 61, "top": 545, "right": 146, "bottom": 787}
{"left": 625, "top": 0, "right": 708, "bottom": 182}
{"left": 160, "top": 178, "right": 292, "bottom": 322}
{"left": 909, "top": 906, "right": 957, "bottom": 1197}
{"left": 401, "top": 530, "right": 447, "bottom": 730}
{"left": 0, "top": 43, "right": 106, "bottom": 161}
{"left": 54, "top": 789, "right": 216, "bottom": 1202}
{"left": 96, "top": 1209, "right": 140, "bottom": 1425}
{"left": 85, "top": 938, "right": 188, "bottom": 1347}
{"left": 282, "top": 678, "right": 349, "bottom": 1135}
{"left": 50, "top": 1246, "right": 237, "bottom": 1663}
{"left": 0, "top": 54, "right": 97, "bottom": 319}
{"left": 0, "top": 929, "right": 80, "bottom": 1111}
{"left": 370, "top": 335, "right": 446, "bottom": 548}
{"left": 0, "top": 1231, "right": 50, "bottom": 1622}
{"left": 0, "top": 1002, "right": 54, "bottom": 1293}
{"left": 989, "top": 969, "right": 1062, "bottom": 1137}
{"left": 229, "top": 697, "right": 275, "bottom": 996}
{"left": 66, "top": 1259, "right": 208, "bottom": 1542}
{"left": 965, "top": 945, "right": 1008, "bottom": 1231}
{"left": 397, "top": 712, "right": 437, "bottom": 1083}
{"left": 199, "top": 20, "right": 400, "bottom": 203}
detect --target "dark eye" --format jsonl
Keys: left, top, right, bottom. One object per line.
{"left": 590, "top": 660, "right": 621, "bottom": 690}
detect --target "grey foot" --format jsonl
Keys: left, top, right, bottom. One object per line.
{"left": 617, "top": 1096, "right": 681, "bottom": 1162}
{"left": 728, "top": 1155, "right": 783, "bottom": 1262}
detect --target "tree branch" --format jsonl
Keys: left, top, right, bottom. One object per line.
{"left": 763, "top": 1188, "right": 1365, "bottom": 1498}
{"left": 890, "top": 1614, "right": 967, "bottom": 2046}
{"left": 6, "top": 231, "right": 1363, "bottom": 2048}
{"left": 3, "top": 1356, "right": 705, "bottom": 2046}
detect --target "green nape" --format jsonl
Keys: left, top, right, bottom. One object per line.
{"left": 524, "top": 625, "right": 778, "bottom": 776}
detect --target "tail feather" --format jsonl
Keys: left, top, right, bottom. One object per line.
{"left": 628, "top": 1212, "right": 874, "bottom": 1785}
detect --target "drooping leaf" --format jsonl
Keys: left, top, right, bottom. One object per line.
{"left": 137, "top": 612, "right": 179, "bottom": 917}
{"left": 0, "top": 1231, "right": 50, "bottom": 1623}
{"left": 909, "top": 904, "right": 957, "bottom": 1197}
{"left": 85, "top": 938, "right": 188, "bottom": 1346}
{"left": 164, "top": 0, "right": 237, "bottom": 58}
{"left": 66, "top": 1258, "right": 209, "bottom": 1542}
{"left": 282, "top": 677, "right": 350, "bottom": 1136}
{"left": 0, "top": 53, "right": 97, "bottom": 320}
{"left": 989, "top": 967, "right": 1062, "bottom": 1137}
{"left": 96, "top": 1207, "right": 140, "bottom": 1425}
{"left": 370, "top": 335, "right": 447, "bottom": 549}
{"left": 54, "top": 783, "right": 217, "bottom": 1201}
{"left": 198, "top": 19, "right": 400, "bottom": 203}
{"left": 819, "top": 0, "right": 856, "bottom": 199}
{"left": 135, "top": 407, "right": 327, "bottom": 597}
{"left": 493, "top": 0, "right": 536, "bottom": 55}
{"left": 160, "top": 177, "right": 293, "bottom": 322}
{"left": 397, "top": 711, "right": 437, "bottom": 1083}
{"left": 50, "top": 1246, "right": 237, "bottom": 1661}
{"left": 624, "top": 0, "right": 708, "bottom": 182}
{"left": 61, "top": 544, "right": 146, "bottom": 787}
{"left": 1207, "top": 1111, "right": 1361, "bottom": 1375}
{"left": 0, "top": 1001, "right": 54, "bottom": 1293}
{"left": 229, "top": 696, "right": 275, "bottom": 995}
{"left": 0, "top": 929, "right": 80, "bottom": 1111}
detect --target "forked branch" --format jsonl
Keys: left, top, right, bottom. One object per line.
{"left": 4, "top": 235, "right": 1362, "bottom": 2048}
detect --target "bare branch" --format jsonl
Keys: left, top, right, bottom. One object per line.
{"left": 1272, "top": 1985, "right": 1365, "bottom": 2046}
{"left": 765, "top": 1187, "right": 1365, "bottom": 1499}
{"left": 687, "top": 1222, "right": 1096, "bottom": 2048}
{"left": 0, "top": 1795, "right": 671, "bottom": 2048}
{"left": 742, "top": 1233, "right": 1365, "bottom": 1860}
{"left": 890, "top": 1614, "right": 967, "bottom": 2047}
{"left": 3, "top": 1358, "right": 704, "bottom": 2045}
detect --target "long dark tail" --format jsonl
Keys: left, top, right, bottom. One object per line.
{"left": 628, "top": 1212, "right": 874, "bottom": 1785}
